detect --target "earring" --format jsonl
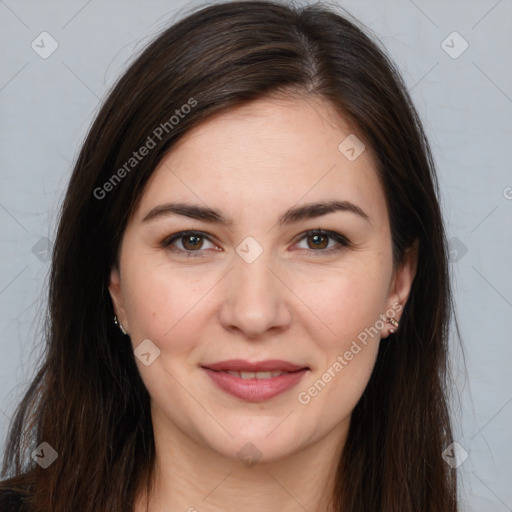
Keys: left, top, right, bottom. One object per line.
{"left": 387, "top": 317, "right": 399, "bottom": 334}
{"left": 113, "top": 314, "right": 127, "bottom": 335}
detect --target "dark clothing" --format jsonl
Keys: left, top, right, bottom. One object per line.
{"left": 0, "top": 488, "right": 28, "bottom": 511}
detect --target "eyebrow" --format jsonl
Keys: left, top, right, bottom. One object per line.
{"left": 141, "top": 199, "right": 370, "bottom": 226}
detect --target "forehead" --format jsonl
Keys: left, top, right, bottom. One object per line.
{"left": 133, "top": 95, "right": 387, "bottom": 228}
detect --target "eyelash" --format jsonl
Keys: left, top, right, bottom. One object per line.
{"left": 160, "top": 229, "right": 352, "bottom": 258}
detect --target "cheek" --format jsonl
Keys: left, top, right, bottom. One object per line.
{"left": 292, "top": 257, "right": 391, "bottom": 351}
{"left": 122, "top": 261, "right": 218, "bottom": 351}
{"left": 294, "top": 271, "right": 385, "bottom": 422}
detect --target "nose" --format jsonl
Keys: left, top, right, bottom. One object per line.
{"left": 218, "top": 253, "right": 292, "bottom": 339}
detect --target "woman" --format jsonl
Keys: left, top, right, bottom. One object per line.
{"left": 0, "top": 1, "right": 458, "bottom": 511}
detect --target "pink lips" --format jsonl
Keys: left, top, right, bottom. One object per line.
{"left": 201, "top": 359, "right": 309, "bottom": 402}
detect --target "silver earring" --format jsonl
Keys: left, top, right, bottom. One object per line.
{"left": 387, "top": 317, "right": 399, "bottom": 333}
{"left": 113, "top": 314, "right": 127, "bottom": 335}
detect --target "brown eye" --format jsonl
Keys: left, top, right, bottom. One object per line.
{"left": 295, "top": 229, "right": 351, "bottom": 255}
{"left": 181, "top": 234, "right": 204, "bottom": 250}
{"left": 161, "top": 231, "right": 217, "bottom": 257}
{"left": 306, "top": 233, "right": 329, "bottom": 250}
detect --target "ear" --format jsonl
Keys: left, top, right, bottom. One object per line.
{"left": 108, "top": 266, "right": 130, "bottom": 333}
{"left": 381, "top": 239, "right": 419, "bottom": 338}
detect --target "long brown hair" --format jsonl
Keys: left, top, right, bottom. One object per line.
{"left": 1, "top": 1, "right": 458, "bottom": 510}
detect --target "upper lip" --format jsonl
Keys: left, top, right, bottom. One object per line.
{"left": 202, "top": 359, "right": 308, "bottom": 372}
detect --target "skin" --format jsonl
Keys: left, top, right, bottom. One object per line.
{"left": 109, "top": 94, "right": 417, "bottom": 512}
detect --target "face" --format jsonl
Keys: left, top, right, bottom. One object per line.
{"left": 109, "top": 95, "right": 416, "bottom": 463}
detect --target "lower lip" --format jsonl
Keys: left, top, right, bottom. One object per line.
{"left": 202, "top": 368, "right": 308, "bottom": 402}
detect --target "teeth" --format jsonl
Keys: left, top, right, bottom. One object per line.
{"left": 224, "top": 370, "right": 287, "bottom": 379}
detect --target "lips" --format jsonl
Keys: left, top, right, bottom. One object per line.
{"left": 201, "top": 359, "right": 309, "bottom": 401}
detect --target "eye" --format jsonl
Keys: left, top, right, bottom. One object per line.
{"left": 161, "top": 230, "right": 219, "bottom": 257}
{"left": 294, "top": 229, "right": 351, "bottom": 254}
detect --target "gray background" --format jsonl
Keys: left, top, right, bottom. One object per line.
{"left": 1, "top": 0, "right": 511, "bottom": 510}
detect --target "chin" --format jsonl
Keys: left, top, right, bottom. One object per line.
{"left": 201, "top": 421, "right": 307, "bottom": 465}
